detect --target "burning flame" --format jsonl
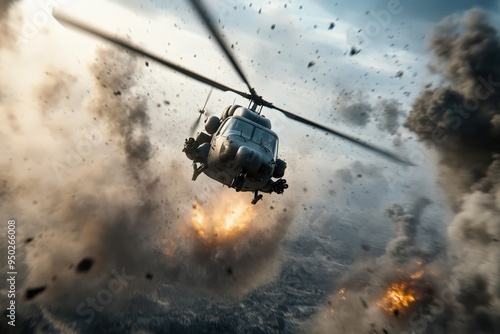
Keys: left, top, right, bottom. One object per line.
{"left": 190, "top": 200, "right": 256, "bottom": 242}
{"left": 338, "top": 288, "right": 347, "bottom": 301}
{"left": 377, "top": 268, "right": 429, "bottom": 316}
{"left": 410, "top": 270, "right": 425, "bottom": 280}
{"left": 381, "top": 282, "right": 416, "bottom": 311}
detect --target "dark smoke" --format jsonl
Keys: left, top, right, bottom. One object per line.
{"left": 334, "top": 90, "right": 403, "bottom": 134}
{"left": 405, "top": 9, "right": 500, "bottom": 206}
{"left": 335, "top": 90, "right": 372, "bottom": 127}
{"left": 88, "top": 48, "right": 153, "bottom": 178}
{"left": 404, "top": 8, "right": 500, "bottom": 333}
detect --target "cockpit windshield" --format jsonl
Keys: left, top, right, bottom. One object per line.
{"left": 222, "top": 118, "right": 278, "bottom": 155}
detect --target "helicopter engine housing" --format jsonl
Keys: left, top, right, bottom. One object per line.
{"left": 205, "top": 115, "right": 220, "bottom": 134}
{"left": 273, "top": 158, "right": 287, "bottom": 178}
{"left": 196, "top": 131, "right": 212, "bottom": 144}
{"left": 232, "top": 106, "right": 271, "bottom": 129}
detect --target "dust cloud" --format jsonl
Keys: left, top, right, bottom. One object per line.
{"left": 0, "top": 2, "right": 296, "bottom": 332}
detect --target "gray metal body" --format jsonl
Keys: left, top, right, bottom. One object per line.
{"left": 204, "top": 115, "right": 277, "bottom": 192}
{"left": 187, "top": 105, "right": 286, "bottom": 195}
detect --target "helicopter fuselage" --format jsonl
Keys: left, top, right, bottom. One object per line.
{"left": 205, "top": 115, "right": 277, "bottom": 191}
{"left": 183, "top": 105, "right": 288, "bottom": 203}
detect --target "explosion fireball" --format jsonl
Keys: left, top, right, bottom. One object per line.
{"left": 190, "top": 200, "right": 256, "bottom": 242}
{"left": 378, "top": 281, "right": 417, "bottom": 316}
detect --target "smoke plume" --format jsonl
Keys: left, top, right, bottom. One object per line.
{"left": 312, "top": 8, "right": 500, "bottom": 334}
{"left": 310, "top": 197, "right": 451, "bottom": 333}
{"left": 404, "top": 8, "right": 500, "bottom": 333}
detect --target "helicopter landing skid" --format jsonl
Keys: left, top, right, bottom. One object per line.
{"left": 191, "top": 163, "right": 207, "bottom": 181}
{"left": 251, "top": 191, "right": 263, "bottom": 205}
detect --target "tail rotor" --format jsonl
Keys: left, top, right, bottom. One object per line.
{"left": 190, "top": 87, "right": 213, "bottom": 135}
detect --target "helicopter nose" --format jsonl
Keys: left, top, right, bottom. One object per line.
{"left": 235, "top": 146, "right": 262, "bottom": 174}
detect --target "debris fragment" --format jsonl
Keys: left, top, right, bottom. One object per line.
{"left": 76, "top": 257, "right": 94, "bottom": 273}
{"left": 349, "top": 47, "right": 361, "bottom": 56}
{"left": 26, "top": 286, "right": 47, "bottom": 300}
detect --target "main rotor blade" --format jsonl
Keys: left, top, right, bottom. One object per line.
{"left": 53, "top": 10, "right": 251, "bottom": 99}
{"left": 271, "top": 105, "right": 414, "bottom": 166}
{"left": 187, "top": 0, "right": 255, "bottom": 96}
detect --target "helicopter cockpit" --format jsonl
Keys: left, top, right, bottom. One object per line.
{"left": 219, "top": 117, "right": 278, "bottom": 158}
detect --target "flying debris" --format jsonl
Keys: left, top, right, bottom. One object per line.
{"left": 350, "top": 46, "right": 361, "bottom": 56}
{"left": 307, "top": 61, "right": 316, "bottom": 68}
{"left": 53, "top": 0, "right": 412, "bottom": 205}
{"left": 76, "top": 257, "right": 94, "bottom": 273}
{"left": 26, "top": 286, "right": 47, "bottom": 300}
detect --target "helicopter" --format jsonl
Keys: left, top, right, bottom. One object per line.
{"left": 53, "top": 1, "right": 412, "bottom": 205}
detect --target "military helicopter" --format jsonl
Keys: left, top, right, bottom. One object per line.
{"left": 53, "top": 1, "right": 411, "bottom": 204}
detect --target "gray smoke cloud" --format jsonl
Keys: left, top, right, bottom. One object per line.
{"left": 0, "top": 3, "right": 296, "bottom": 332}
{"left": 405, "top": 8, "right": 500, "bottom": 207}
{"left": 311, "top": 8, "right": 500, "bottom": 334}
{"left": 334, "top": 90, "right": 403, "bottom": 135}
{"left": 404, "top": 8, "right": 500, "bottom": 333}
{"left": 334, "top": 90, "right": 372, "bottom": 127}
{"left": 376, "top": 98, "right": 402, "bottom": 135}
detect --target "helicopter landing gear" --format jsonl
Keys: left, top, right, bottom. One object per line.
{"left": 251, "top": 191, "right": 263, "bottom": 205}
{"left": 231, "top": 171, "right": 247, "bottom": 192}
{"left": 272, "top": 179, "right": 288, "bottom": 194}
{"left": 191, "top": 163, "right": 207, "bottom": 181}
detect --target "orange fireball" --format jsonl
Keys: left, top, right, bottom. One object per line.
{"left": 190, "top": 200, "right": 256, "bottom": 242}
